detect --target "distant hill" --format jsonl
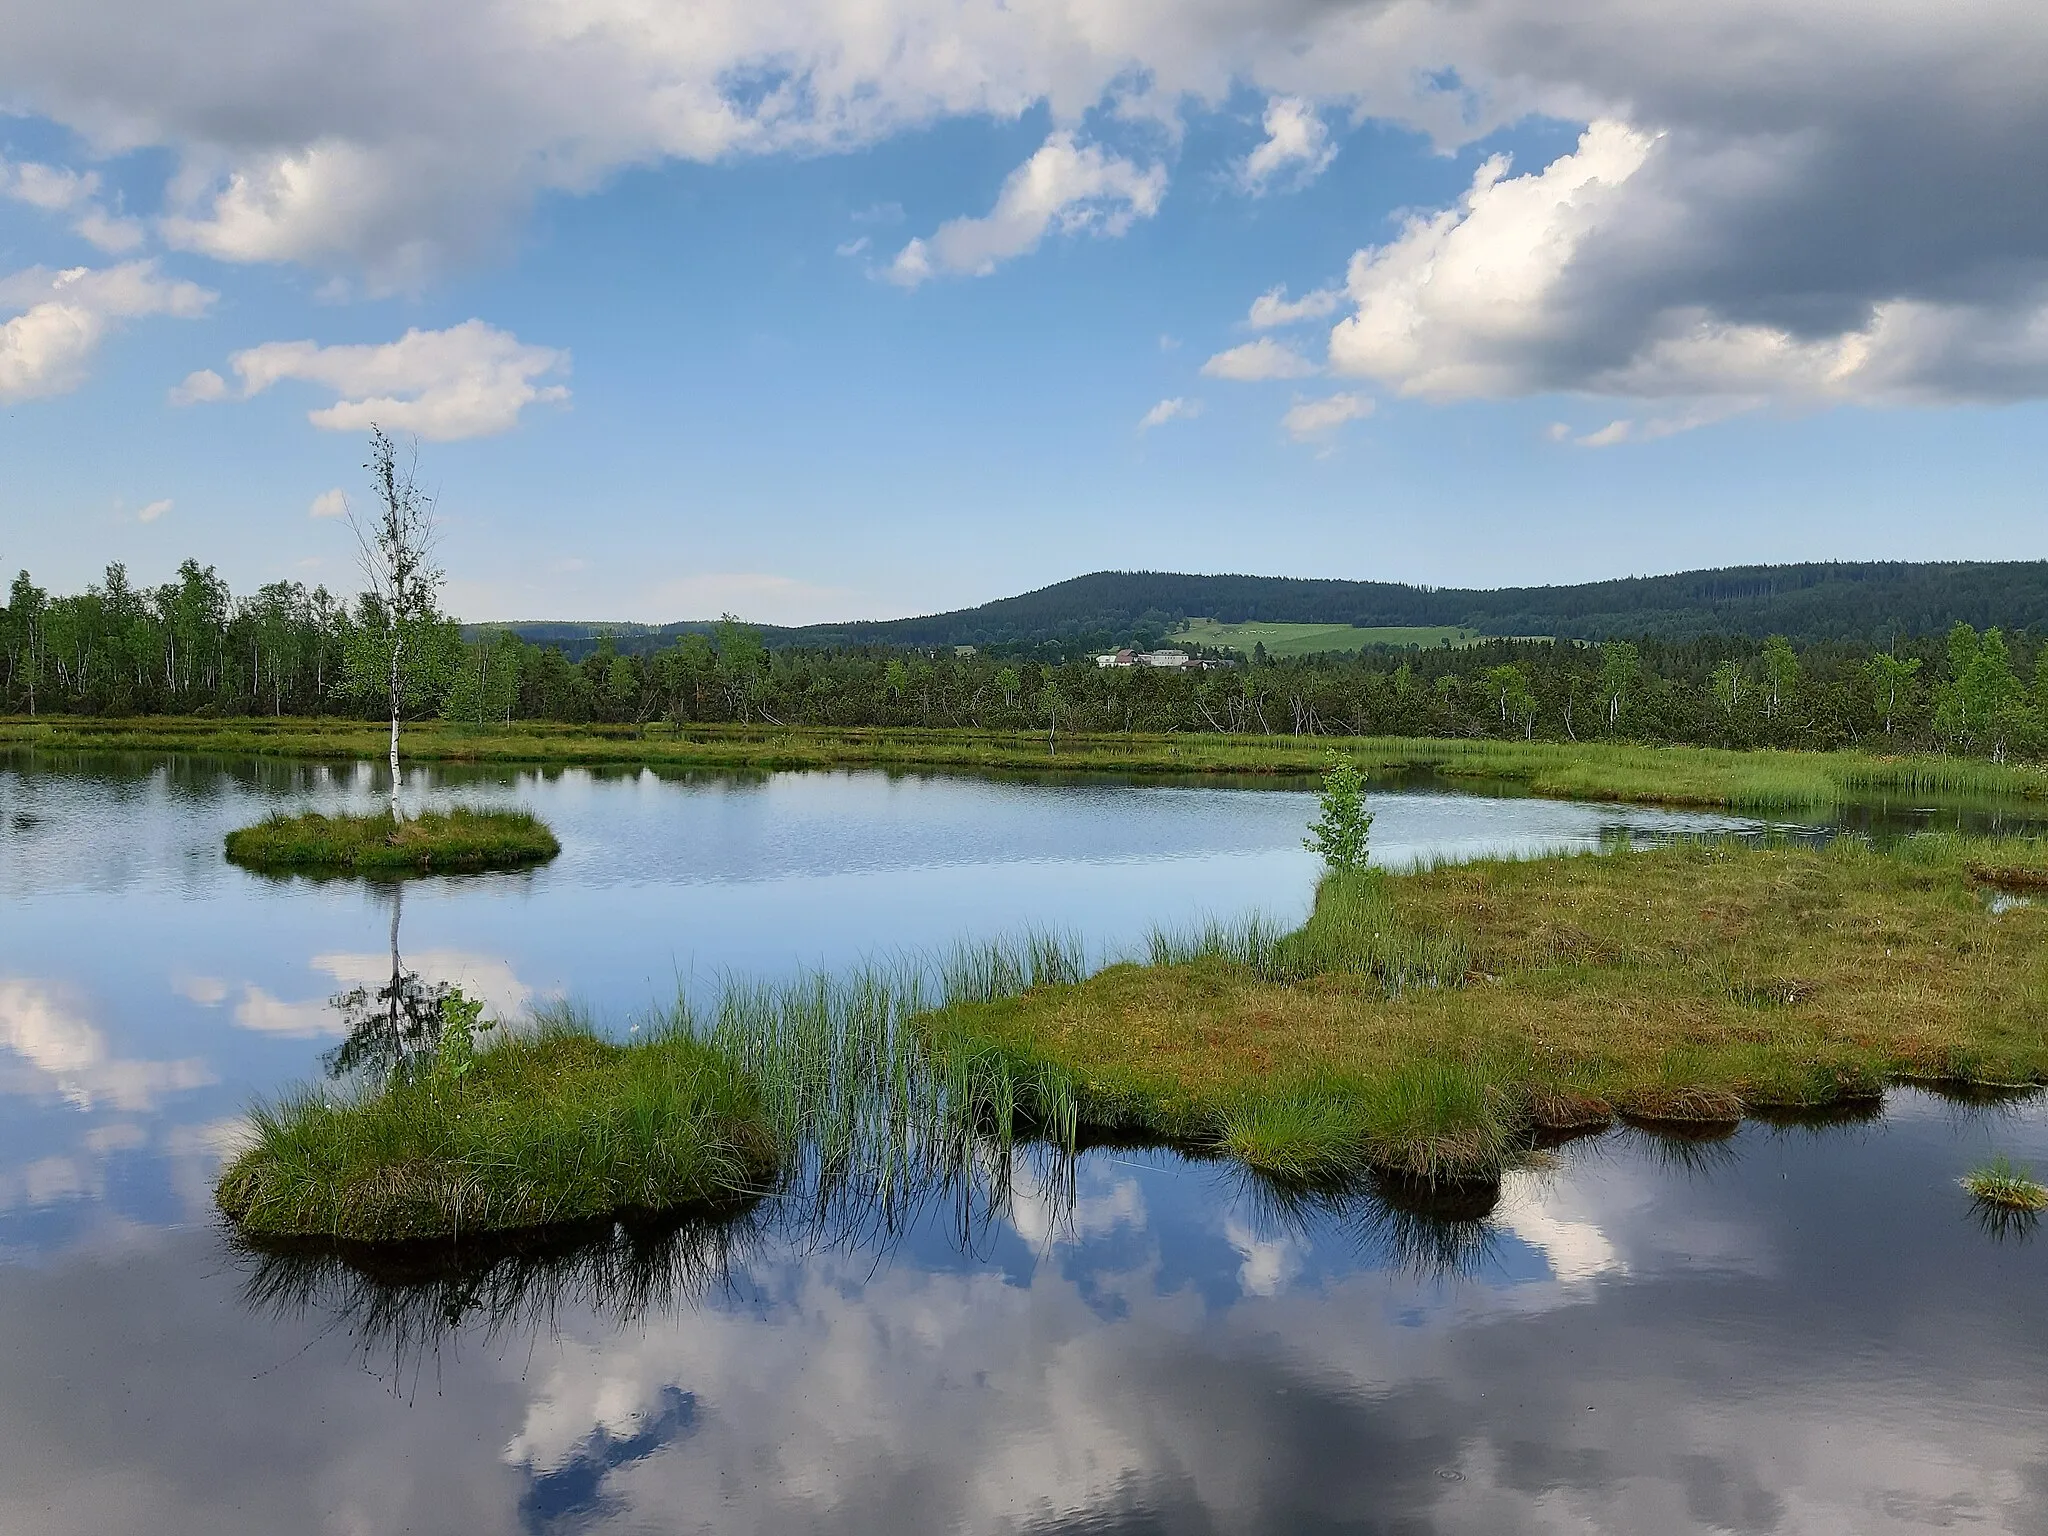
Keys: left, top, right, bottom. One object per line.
{"left": 486, "top": 561, "right": 2048, "bottom": 658}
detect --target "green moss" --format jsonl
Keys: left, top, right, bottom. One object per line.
{"left": 224, "top": 806, "right": 559, "bottom": 873}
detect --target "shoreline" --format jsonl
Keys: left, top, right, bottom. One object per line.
{"left": 10, "top": 715, "right": 2048, "bottom": 812}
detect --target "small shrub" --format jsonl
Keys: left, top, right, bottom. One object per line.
{"left": 1305, "top": 753, "right": 1372, "bottom": 874}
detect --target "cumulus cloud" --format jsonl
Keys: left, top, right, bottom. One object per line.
{"left": 179, "top": 319, "right": 569, "bottom": 439}
{"left": 0, "top": 0, "right": 2038, "bottom": 409}
{"left": 308, "top": 487, "right": 348, "bottom": 518}
{"left": 1281, "top": 391, "right": 1373, "bottom": 442}
{"left": 1137, "top": 396, "right": 1200, "bottom": 430}
{"left": 1201, "top": 337, "right": 1317, "bottom": 381}
{"left": 1237, "top": 97, "right": 1335, "bottom": 193}
{"left": 1325, "top": 98, "right": 2048, "bottom": 411}
{"left": 0, "top": 261, "right": 213, "bottom": 402}
{"left": 1, "top": 157, "right": 148, "bottom": 253}
{"left": 889, "top": 133, "right": 1166, "bottom": 286}
{"left": 1247, "top": 286, "right": 1341, "bottom": 329}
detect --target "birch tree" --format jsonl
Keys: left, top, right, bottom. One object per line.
{"left": 345, "top": 428, "right": 447, "bottom": 821}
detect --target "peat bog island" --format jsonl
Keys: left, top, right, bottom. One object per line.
{"left": 11, "top": 9, "right": 2048, "bottom": 1521}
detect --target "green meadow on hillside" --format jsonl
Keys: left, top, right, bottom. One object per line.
{"left": 1169, "top": 618, "right": 1488, "bottom": 657}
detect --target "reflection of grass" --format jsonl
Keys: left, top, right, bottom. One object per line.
{"left": 14, "top": 715, "right": 2048, "bottom": 811}
{"left": 224, "top": 806, "right": 559, "bottom": 873}
{"left": 1962, "top": 1155, "right": 2048, "bottom": 1212}
{"left": 927, "top": 835, "right": 2048, "bottom": 1185}
{"left": 218, "top": 1023, "right": 777, "bottom": 1241}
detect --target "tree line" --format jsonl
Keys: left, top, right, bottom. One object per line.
{"left": 6, "top": 560, "right": 2048, "bottom": 760}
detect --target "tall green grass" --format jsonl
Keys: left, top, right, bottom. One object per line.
{"left": 217, "top": 1017, "right": 777, "bottom": 1241}
{"left": 1146, "top": 871, "right": 1468, "bottom": 994}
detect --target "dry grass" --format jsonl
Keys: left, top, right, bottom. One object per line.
{"left": 928, "top": 835, "right": 2048, "bottom": 1182}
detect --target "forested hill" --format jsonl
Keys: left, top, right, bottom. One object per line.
{"left": 504, "top": 561, "right": 2048, "bottom": 656}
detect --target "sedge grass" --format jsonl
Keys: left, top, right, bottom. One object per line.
{"left": 217, "top": 1019, "right": 777, "bottom": 1241}
{"left": 223, "top": 806, "right": 559, "bottom": 873}
{"left": 1961, "top": 1154, "right": 2048, "bottom": 1212}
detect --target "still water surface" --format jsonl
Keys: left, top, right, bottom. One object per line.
{"left": 2, "top": 754, "right": 2044, "bottom": 1533}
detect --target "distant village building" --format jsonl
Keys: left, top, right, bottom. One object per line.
{"left": 1095, "top": 648, "right": 1197, "bottom": 671}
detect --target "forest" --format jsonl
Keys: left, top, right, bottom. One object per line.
{"left": 507, "top": 560, "right": 2048, "bottom": 655}
{"left": 7, "top": 559, "right": 2048, "bottom": 760}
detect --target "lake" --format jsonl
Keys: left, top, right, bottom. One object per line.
{"left": 3, "top": 752, "right": 2045, "bottom": 1533}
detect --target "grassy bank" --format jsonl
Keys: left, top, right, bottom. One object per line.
{"left": 217, "top": 1023, "right": 778, "bottom": 1241}
{"left": 925, "top": 834, "right": 2048, "bottom": 1183}
{"left": 11, "top": 714, "right": 2048, "bottom": 811}
{"left": 223, "top": 806, "right": 560, "bottom": 873}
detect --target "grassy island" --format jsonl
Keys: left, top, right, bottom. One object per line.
{"left": 217, "top": 1026, "right": 776, "bottom": 1241}
{"left": 223, "top": 806, "right": 560, "bottom": 873}
{"left": 925, "top": 833, "right": 2048, "bottom": 1183}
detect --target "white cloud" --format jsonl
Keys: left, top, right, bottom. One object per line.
{"left": 1281, "top": 391, "right": 1373, "bottom": 442}
{"left": 308, "top": 487, "right": 348, "bottom": 519}
{"left": 136, "top": 497, "right": 172, "bottom": 522}
{"left": 1201, "top": 337, "right": 1317, "bottom": 381}
{"left": 168, "top": 367, "right": 227, "bottom": 405}
{"left": 1247, "top": 286, "right": 1341, "bottom": 329}
{"left": 1237, "top": 96, "right": 1335, "bottom": 194}
{"left": 0, "top": 0, "right": 2037, "bottom": 408}
{"left": 1326, "top": 108, "right": 2048, "bottom": 412}
{"left": 1329, "top": 124, "right": 1658, "bottom": 401}
{"left": 889, "top": 132, "right": 1166, "bottom": 286}
{"left": 1, "top": 157, "right": 149, "bottom": 254}
{"left": 184, "top": 319, "right": 569, "bottom": 440}
{"left": 0, "top": 261, "right": 213, "bottom": 402}
{"left": 72, "top": 209, "right": 146, "bottom": 253}
{"left": 1137, "top": 396, "right": 1200, "bottom": 431}
{"left": 834, "top": 235, "right": 870, "bottom": 257}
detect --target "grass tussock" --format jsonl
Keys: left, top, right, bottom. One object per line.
{"left": 16, "top": 714, "right": 2048, "bottom": 811}
{"left": 224, "top": 806, "right": 560, "bottom": 873}
{"left": 220, "top": 937, "right": 1097, "bottom": 1245}
{"left": 216, "top": 1021, "right": 776, "bottom": 1241}
{"left": 1961, "top": 1155, "right": 2048, "bottom": 1212}
{"left": 925, "top": 835, "right": 2048, "bottom": 1184}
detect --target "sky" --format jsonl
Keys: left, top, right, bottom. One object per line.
{"left": 1, "top": 0, "right": 2046, "bottom": 625}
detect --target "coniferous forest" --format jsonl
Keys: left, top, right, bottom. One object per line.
{"left": 6, "top": 560, "right": 2048, "bottom": 761}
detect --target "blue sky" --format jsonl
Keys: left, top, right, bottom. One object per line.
{"left": 2, "top": 2, "right": 2045, "bottom": 623}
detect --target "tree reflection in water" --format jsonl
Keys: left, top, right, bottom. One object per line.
{"left": 322, "top": 884, "right": 450, "bottom": 1080}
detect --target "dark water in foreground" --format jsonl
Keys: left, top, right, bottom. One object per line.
{"left": 3, "top": 754, "right": 2046, "bottom": 1533}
